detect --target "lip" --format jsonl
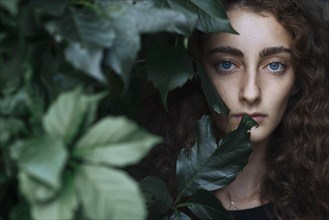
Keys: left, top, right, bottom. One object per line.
{"left": 233, "top": 112, "right": 267, "bottom": 122}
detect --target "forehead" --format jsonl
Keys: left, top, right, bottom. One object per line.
{"left": 203, "top": 7, "right": 292, "bottom": 53}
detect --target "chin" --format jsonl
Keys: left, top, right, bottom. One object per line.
{"left": 250, "top": 127, "right": 271, "bottom": 145}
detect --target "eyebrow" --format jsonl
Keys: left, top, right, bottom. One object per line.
{"left": 207, "top": 46, "right": 292, "bottom": 58}
{"left": 207, "top": 46, "right": 244, "bottom": 57}
{"left": 259, "top": 46, "right": 292, "bottom": 57}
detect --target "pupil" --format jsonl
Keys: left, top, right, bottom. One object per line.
{"left": 270, "top": 62, "right": 279, "bottom": 70}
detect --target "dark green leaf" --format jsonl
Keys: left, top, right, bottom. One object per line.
{"left": 46, "top": 7, "right": 116, "bottom": 48}
{"left": 185, "top": 189, "right": 233, "bottom": 220}
{"left": 176, "top": 115, "right": 256, "bottom": 197}
{"left": 166, "top": 0, "right": 198, "bottom": 29}
{"left": 147, "top": 43, "right": 194, "bottom": 109}
{"left": 140, "top": 176, "right": 173, "bottom": 216}
{"left": 64, "top": 43, "right": 105, "bottom": 82}
{"left": 199, "top": 66, "right": 229, "bottom": 115}
{"left": 17, "top": 135, "right": 67, "bottom": 188}
{"left": 165, "top": 209, "right": 191, "bottom": 220}
{"left": 45, "top": 6, "right": 117, "bottom": 82}
{"left": 30, "top": 0, "right": 68, "bottom": 17}
{"left": 76, "top": 165, "right": 146, "bottom": 220}
{"left": 10, "top": 200, "right": 32, "bottom": 220}
{"left": 0, "top": 117, "right": 26, "bottom": 147}
{"left": 190, "top": 0, "right": 235, "bottom": 33}
{"left": 0, "top": 52, "right": 23, "bottom": 96}
{"left": 73, "top": 116, "right": 162, "bottom": 167}
{"left": 129, "top": 3, "right": 195, "bottom": 35}
{"left": 103, "top": 3, "right": 140, "bottom": 88}
{"left": 0, "top": 33, "right": 7, "bottom": 42}
{"left": 167, "top": 0, "right": 235, "bottom": 33}
{"left": 0, "top": 88, "right": 29, "bottom": 117}
{"left": 102, "top": 1, "right": 196, "bottom": 88}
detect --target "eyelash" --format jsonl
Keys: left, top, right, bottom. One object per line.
{"left": 263, "top": 60, "right": 287, "bottom": 73}
{"left": 215, "top": 59, "right": 237, "bottom": 73}
{"left": 214, "top": 59, "right": 287, "bottom": 74}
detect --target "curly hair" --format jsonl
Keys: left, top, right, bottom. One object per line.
{"left": 212, "top": 0, "right": 329, "bottom": 219}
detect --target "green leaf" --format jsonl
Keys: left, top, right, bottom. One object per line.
{"left": 0, "top": 32, "right": 7, "bottom": 43}
{"left": 166, "top": 0, "right": 198, "bottom": 29}
{"left": 190, "top": 0, "right": 235, "bottom": 33}
{"left": 30, "top": 172, "right": 78, "bottom": 220}
{"left": 73, "top": 116, "right": 162, "bottom": 167}
{"left": 102, "top": 1, "right": 196, "bottom": 88}
{"left": 128, "top": 3, "right": 195, "bottom": 35}
{"left": 0, "top": 88, "right": 29, "bottom": 117}
{"left": 30, "top": 0, "right": 68, "bottom": 17}
{"left": 199, "top": 66, "right": 229, "bottom": 115}
{"left": 167, "top": 0, "right": 235, "bottom": 33}
{"left": 10, "top": 200, "right": 32, "bottom": 220}
{"left": 43, "top": 87, "right": 100, "bottom": 145}
{"left": 176, "top": 115, "right": 256, "bottom": 198}
{"left": 184, "top": 189, "right": 233, "bottom": 220}
{"left": 0, "top": 117, "right": 26, "bottom": 147}
{"left": 19, "top": 172, "right": 58, "bottom": 203}
{"left": 79, "top": 91, "right": 108, "bottom": 132}
{"left": 140, "top": 176, "right": 173, "bottom": 216}
{"left": 64, "top": 43, "right": 105, "bottom": 82}
{"left": 103, "top": 3, "right": 141, "bottom": 88}
{"left": 76, "top": 165, "right": 146, "bottom": 220}
{"left": 45, "top": 6, "right": 117, "bottom": 82}
{"left": 46, "top": 7, "right": 116, "bottom": 48}
{"left": 147, "top": 42, "right": 194, "bottom": 109}
{"left": 17, "top": 135, "right": 67, "bottom": 189}
{"left": 0, "top": 49, "right": 23, "bottom": 96}
{"left": 0, "top": 0, "right": 19, "bottom": 15}
{"left": 165, "top": 210, "right": 191, "bottom": 220}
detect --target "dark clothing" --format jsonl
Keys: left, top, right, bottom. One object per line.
{"left": 229, "top": 203, "right": 275, "bottom": 220}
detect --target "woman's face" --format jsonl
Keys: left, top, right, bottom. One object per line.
{"left": 201, "top": 7, "right": 295, "bottom": 144}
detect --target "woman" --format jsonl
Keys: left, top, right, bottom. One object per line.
{"left": 137, "top": 0, "right": 329, "bottom": 219}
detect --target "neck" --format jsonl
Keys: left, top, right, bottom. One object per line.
{"left": 215, "top": 139, "right": 269, "bottom": 210}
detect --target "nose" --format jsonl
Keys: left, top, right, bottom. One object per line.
{"left": 239, "top": 71, "right": 261, "bottom": 105}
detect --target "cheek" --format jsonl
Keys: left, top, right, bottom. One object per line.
{"left": 211, "top": 78, "right": 236, "bottom": 105}
{"left": 271, "top": 80, "right": 295, "bottom": 112}
{"left": 266, "top": 81, "right": 295, "bottom": 130}
{"left": 272, "top": 92, "right": 291, "bottom": 122}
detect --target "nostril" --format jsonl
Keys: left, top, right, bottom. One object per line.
{"left": 240, "top": 83, "right": 261, "bottom": 104}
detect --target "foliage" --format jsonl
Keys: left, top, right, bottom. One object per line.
{"left": 141, "top": 115, "right": 256, "bottom": 220}
{"left": 0, "top": 0, "right": 255, "bottom": 219}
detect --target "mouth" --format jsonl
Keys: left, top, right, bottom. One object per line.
{"left": 233, "top": 112, "right": 267, "bottom": 123}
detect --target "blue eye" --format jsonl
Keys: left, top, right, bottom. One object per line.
{"left": 216, "top": 61, "right": 235, "bottom": 72}
{"left": 268, "top": 62, "right": 285, "bottom": 72}
{"left": 221, "top": 61, "right": 233, "bottom": 69}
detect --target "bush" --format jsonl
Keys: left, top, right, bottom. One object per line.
{"left": 0, "top": 0, "right": 256, "bottom": 219}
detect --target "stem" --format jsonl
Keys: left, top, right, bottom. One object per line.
{"left": 67, "top": 159, "right": 79, "bottom": 170}
{"left": 70, "top": 0, "right": 99, "bottom": 12}
{"left": 174, "top": 208, "right": 181, "bottom": 220}
{"left": 175, "top": 203, "right": 192, "bottom": 209}
{"left": 135, "top": 59, "right": 146, "bottom": 64}
{"left": 174, "top": 190, "right": 186, "bottom": 205}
